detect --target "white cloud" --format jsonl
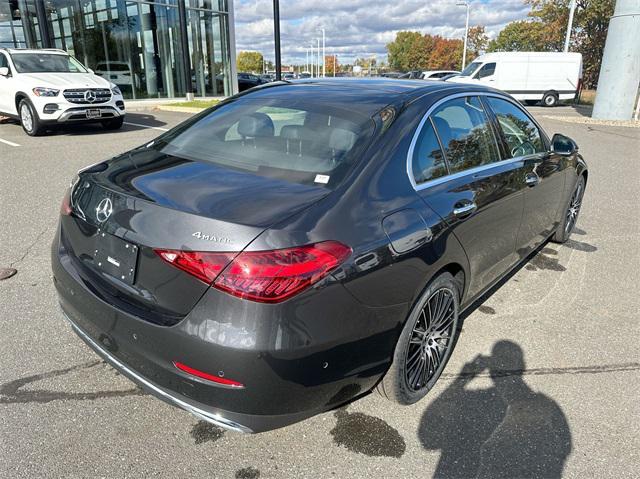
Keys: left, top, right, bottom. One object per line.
{"left": 233, "top": 0, "right": 531, "bottom": 65}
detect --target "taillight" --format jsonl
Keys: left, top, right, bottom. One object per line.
{"left": 155, "top": 250, "right": 236, "bottom": 284}
{"left": 154, "top": 241, "right": 351, "bottom": 303}
{"left": 215, "top": 241, "right": 351, "bottom": 303}
{"left": 60, "top": 189, "right": 72, "bottom": 216}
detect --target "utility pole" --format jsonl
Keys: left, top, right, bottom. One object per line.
{"left": 592, "top": 0, "right": 640, "bottom": 120}
{"left": 319, "top": 28, "right": 326, "bottom": 77}
{"left": 456, "top": 2, "right": 470, "bottom": 69}
{"left": 564, "top": 0, "right": 577, "bottom": 52}
{"left": 317, "top": 38, "right": 321, "bottom": 78}
{"left": 273, "top": 0, "right": 281, "bottom": 81}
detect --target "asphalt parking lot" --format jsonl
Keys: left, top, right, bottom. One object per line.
{"left": 1, "top": 106, "right": 638, "bottom": 479}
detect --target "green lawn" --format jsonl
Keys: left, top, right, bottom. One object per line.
{"left": 166, "top": 99, "right": 220, "bottom": 109}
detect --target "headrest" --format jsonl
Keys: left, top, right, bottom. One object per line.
{"left": 238, "top": 113, "right": 274, "bottom": 138}
{"left": 280, "top": 125, "right": 304, "bottom": 140}
{"left": 329, "top": 128, "right": 357, "bottom": 152}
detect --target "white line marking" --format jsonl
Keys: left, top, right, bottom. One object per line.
{"left": 0, "top": 138, "right": 20, "bottom": 147}
{"left": 124, "top": 122, "right": 169, "bottom": 132}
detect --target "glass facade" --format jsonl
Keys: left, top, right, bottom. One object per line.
{"left": 1, "top": 0, "right": 235, "bottom": 98}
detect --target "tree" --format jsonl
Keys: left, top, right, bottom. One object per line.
{"left": 236, "top": 51, "right": 263, "bottom": 73}
{"left": 430, "top": 37, "right": 464, "bottom": 70}
{"left": 487, "top": 20, "right": 551, "bottom": 52}
{"left": 325, "top": 55, "right": 339, "bottom": 76}
{"left": 466, "top": 25, "right": 489, "bottom": 62}
{"left": 387, "top": 31, "right": 431, "bottom": 71}
{"left": 489, "top": 0, "right": 615, "bottom": 87}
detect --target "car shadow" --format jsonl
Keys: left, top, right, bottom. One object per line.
{"left": 418, "top": 340, "right": 572, "bottom": 478}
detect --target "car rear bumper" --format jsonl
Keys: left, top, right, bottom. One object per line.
{"left": 51, "top": 222, "right": 397, "bottom": 432}
{"left": 62, "top": 310, "right": 254, "bottom": 433}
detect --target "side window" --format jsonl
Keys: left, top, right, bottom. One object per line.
{"left": 431, "top": 96, "right": 500, "bottom": 174}
{"left": 475, "top": 62, "right": 496, "bottom": 79}
{"left": 0, "top": 54, "right": 8, "bottom": 70}
{"left": 411, "top": 119, "right": 448, "bottom": 184}
{"left": 486, "top": 97, "right": 545, "bottom": 157}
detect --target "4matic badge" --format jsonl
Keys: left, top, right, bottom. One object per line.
{"left": 192, "top": 231, "right": 232, "bottom": 244}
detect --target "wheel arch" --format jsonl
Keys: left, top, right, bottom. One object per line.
{"left": 15, "top": 92, "right": 30, "bottom": 111}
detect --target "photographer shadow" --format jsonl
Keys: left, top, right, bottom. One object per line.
{"left": 419, "top": 341, "right": 572, "bottom": 478}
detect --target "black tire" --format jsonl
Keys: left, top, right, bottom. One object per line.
{"left": 18, "top": 99, "right": 45, "bottom": 136}
{"left": 377, "top": 272, "right": 461, "bottom": 405}
{"left": 552, "top": 175, "right": 586, "bottom": 243}
{"left": 542, "top": 91, "right": 559, "bottom": 107}
{"left": 101, "top": 116, "right": 124, "bottom": 130}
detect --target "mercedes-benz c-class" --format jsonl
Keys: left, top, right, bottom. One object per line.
{"left": 52, "top": 79, "right": 587, "bottom": 432}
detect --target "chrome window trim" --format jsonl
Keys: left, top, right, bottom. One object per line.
{"left": 406, "top": 91, "right": 549, "bottom": 192}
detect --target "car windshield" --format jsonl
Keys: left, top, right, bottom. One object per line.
{"left": 459, "top": 61, "right": 481, "bottom": 77}
{"left": 11, "top": 53, "right": 88, "bottom": 73}
{"left": 154, "top": 97, "right": 376, "bottom": 188}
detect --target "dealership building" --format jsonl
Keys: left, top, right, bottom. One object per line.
{"left": 0, "top": 0, "right": 238, "bottom": 98}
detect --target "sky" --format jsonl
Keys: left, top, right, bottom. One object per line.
{"left": 233, "top": 0, "right": 533, "bottom": 66}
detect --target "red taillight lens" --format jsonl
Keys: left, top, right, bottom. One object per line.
{"left": 173, "top": 361, "right": 244, "bottom": 388}
{"left": 60, "top": 189, "right": 72, "bottom": 216}
{"left": 214, "top": 241, "right": 352, "bottom": 303}
{"left": 154, "top": 241, "right": 351, "bottom": 303}
{"left": 155, "top": 250, "right": 236, "bottom": 284}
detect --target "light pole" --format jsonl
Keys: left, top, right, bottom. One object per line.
{"left": 456, "top": 2, "right": 470, "bottom": 69}
{"left": 317, "top": 38, "right": 321, "bottom": 78}
{"left": 273, "top": 0, "right": 281, "bottom": 80}
{"left": 318, "top": 28, "right": 326, "bottom": 77}
{"left": 310, "top": 44, "right": 315, "bottom": 77}
{"left": 564, "top": 0, "right": 577, "bottom": 52}
{"left": 306, "top": 48, "right": 309, "bottom": 73}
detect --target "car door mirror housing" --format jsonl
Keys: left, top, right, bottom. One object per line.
{"left": 0, "top": 67, "right": 10, "bottom": 77}
{"left": 551, "top": 133, "right": 578, "bottom": 156}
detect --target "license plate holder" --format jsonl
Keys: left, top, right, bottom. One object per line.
{"left": 86, "top": 109, "right": 102, "bottom": 119}
{"left": 93, "top": 232, "right": 138, "bottom": 285}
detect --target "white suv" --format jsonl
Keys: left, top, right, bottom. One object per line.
{"left": 0, "top": 48, "right": 126, "bottom": 136}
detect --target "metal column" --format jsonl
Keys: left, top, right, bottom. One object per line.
{"left": 592, "top": 0, "right": 640, "bottom": 120}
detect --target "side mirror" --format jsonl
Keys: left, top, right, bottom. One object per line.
{"left": 551, "top": 133, "right": 578, "bottom": 156}
{"left": 0, "top": 67, "right": 9, "bottom": 77}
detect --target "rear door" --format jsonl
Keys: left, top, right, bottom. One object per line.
{"left": 484, "top": 96, "right": 565, "bottom": 255}
{"left": 410, "top": 95, "right": 528, "bottom": 299}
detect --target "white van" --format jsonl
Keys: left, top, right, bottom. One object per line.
{"left": 448, "top": 52, "right": 583, "bottom": 106}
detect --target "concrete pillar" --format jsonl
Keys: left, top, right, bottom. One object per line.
{"left": 592, "top": 0, "right": 640, "bottom": 120}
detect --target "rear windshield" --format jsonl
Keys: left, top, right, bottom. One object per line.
{"left": 155, "top": 97, "right": 376, "bottom": 188}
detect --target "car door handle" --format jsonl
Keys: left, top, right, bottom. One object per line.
{"left": 453, "top": 201, "right": 477, "bottom": 217}
{"left": 525, "top": 173, "right": 539, "bottom": 187}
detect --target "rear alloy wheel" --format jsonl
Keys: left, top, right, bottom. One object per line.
{"left": 19, "top": 99, "right": 44, "bottom": 136}
{"left": 552, "top": 176, "right": 585, "bottom": 243}
{"left": 542, "top": 91, "right": 559, "bottom": 107}
{"left": 377, "top": 272, "right": 461, "bottom": 405}
{"left": 101, "top": 116, "right": 124, "bottom": 130}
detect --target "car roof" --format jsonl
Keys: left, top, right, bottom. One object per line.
{"left": 240, "top": 78, "right": 501, "bottom": 116}
{"left": 1, "top": 48, "right": 68, "bottom": 55}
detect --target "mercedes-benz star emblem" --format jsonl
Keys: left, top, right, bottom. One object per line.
{"left": 84, "top": 90, "right": 97, "bottom": 103}
{"left": 95, "top": 198, "right": 113, "bottom": 223}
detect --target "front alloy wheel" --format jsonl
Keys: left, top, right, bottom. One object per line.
{"left": 19, "top": 99, "right": 43, "bottom": 136}
{"left": 552, "top": 175, "right": 586, "bottom": 243}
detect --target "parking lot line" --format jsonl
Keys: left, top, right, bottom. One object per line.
{"left": 124, "top": 121, "right": 169, "bottom": 132}
{"left": 0, "top": 137, "right": 20, "bottom": 147}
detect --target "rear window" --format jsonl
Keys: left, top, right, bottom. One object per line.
{"left": 156, "top": 98, "right": 376, "bottom": 188}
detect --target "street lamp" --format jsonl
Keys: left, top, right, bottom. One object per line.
{"left": 564, "top": 0, "right": 577, "bottom": 52}
{"left": 317, "top": 38, "right": 321, "bottom": 78}
{"left": 318, "top": 28, "right": 326, "bottom": 77}
{"left": 456, "top": 2, "right": 470, "bottom": 70}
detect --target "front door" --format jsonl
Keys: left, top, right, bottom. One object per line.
{"left": 0, "top": 53, "right": 14, "bottom": 114}
{"left": 410, "top": 95, "right": 527, "bottom": 299}
{"left": 483, "top": 96, "right": 565, "bottom": 255}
